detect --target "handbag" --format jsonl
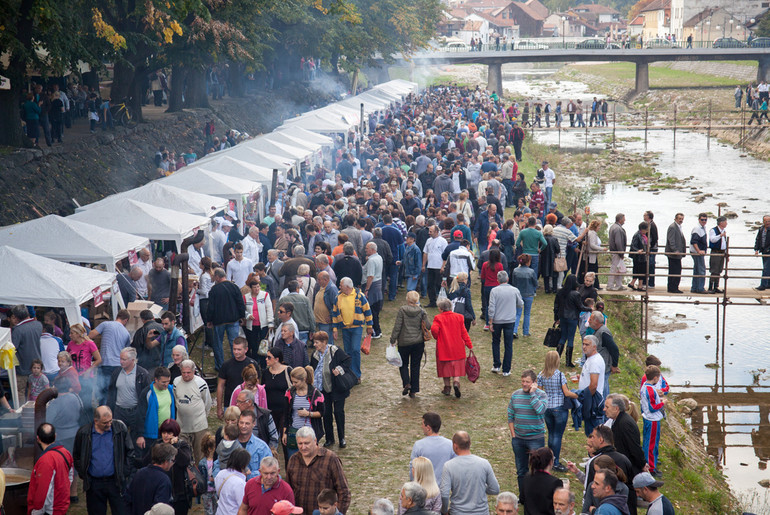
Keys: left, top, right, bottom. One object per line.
{"left": 421, "top": 318, "right": 431, "bottom": 342}
{"left": 258, "top": 329, "right": 273, "bottom": 357}
{"left": 286, "top": 426, "right": 299, "bottom": 450}
{"left": 361, "top": 334, "right": 372, "bottom": 355}
{"left": 543, "top": 323, "right": 562, "bottom": 348}
{"left": 554, "top": 256, "right": 568, "bottom": 272}
{"left": 465, "top": 349, "right": 480, "bottom": 383}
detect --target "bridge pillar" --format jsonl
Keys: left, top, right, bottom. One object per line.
{"left": 635, "top": 61, "right": 649, "bottom": 94}
{"left": 487, "top": 63, "right": 502, "bottom": 95}
{"left": 758, "top": 56, "right": 770, "bottom": 82}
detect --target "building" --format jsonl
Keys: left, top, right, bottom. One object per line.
{"left": 682, "top": 7, "right": 749, "bottom": 44}
{"left": 640, "top": 0, "right": 671, "bottom": 40}
{"left": 628, "top": 15, "right": 645, "bottom": 38}
{"left": 671, "top": 0, "right": 767, "bottom": 41}
{"left": 440, "top": 0, "right": 548, "bottom": 40}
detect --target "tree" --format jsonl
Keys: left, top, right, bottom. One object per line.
{"left": 0, "top": 0, "right": 100, "bottom": 147}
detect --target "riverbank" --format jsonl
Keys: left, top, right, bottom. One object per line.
{"left": 0, "top": 83, "right": 338, "bottom": 226}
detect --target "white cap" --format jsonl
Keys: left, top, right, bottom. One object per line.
{"left": 222, "top": 220, "right": 234, "bottom": 228}
{"left": 213, "top": 216, "right": 225, "bottom": 226}
{"left": 226, "top": 209, "right": 238, "bottom": 220}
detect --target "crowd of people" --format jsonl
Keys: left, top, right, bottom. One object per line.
{"left": 10, "top": 82, "right": 770, "bottom": 515}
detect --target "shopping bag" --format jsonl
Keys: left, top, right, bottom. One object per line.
{"left": 386, "top": 344, "right": 403, "bottom": 367}
{"left": 543, "top": 323, "right": 561, "bottom": 348}
{"left": 361, "top": 334, "right": 372, "bottom": 355}
{"left": 437, "top": 287, "right": 448, "bottom": 302}
{"left": 554, "top": 256, "right": 568, "bottom": 272}
{"left": 465, "top": 349, "right": 480, "bottom": 383}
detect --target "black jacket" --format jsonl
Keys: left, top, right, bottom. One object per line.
{"left": 142, "top": 439, "right": 192, "bottom": 502}
{"left": 583, "top": 445, "right": 636, "bottom": 515}
{"left": 611, "top": 411, "right": 646, "bottom": 476}
{"left": 126, "top": 464, "right": 172, "bottom": 515}
{"left": 207, "top": 280, "right": 246, "bottom": 325}
{"left": 310, "top": 345, "right": 354, "bottom": 400}
{"left": 107, "top": 365, "right": 152, "bottom": 433}
{"left": 755, "top": 226, "right": 770, "bottom": 254}
{"left": 73, "top": 419, "right": 137, "bottom": 493}
{"left": 520, "top": 470, "right": 563, "bottom": 515}
{"left": 131, "top": 321, "right": 164, "bottom": 371}
{"left": 554, "top": 290, "right": 589, "bottom": 322}
{"left": 332, "top": 255, "right": 363, "bottom": 288}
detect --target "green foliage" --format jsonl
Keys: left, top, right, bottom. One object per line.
{"left": 755, "top": 15, "right": 770, "bottom": 38}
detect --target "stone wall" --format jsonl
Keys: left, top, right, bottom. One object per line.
{"left": 656, "top": 60, "right": 756, "bottom": 82}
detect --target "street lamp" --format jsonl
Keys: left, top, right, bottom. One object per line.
{"left": 562, "top": 16, "right": 567, "bottom": 49}
{"left": 706, "top": 19, "right": 711, "bottom": 45}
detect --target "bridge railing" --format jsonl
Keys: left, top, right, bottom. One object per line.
{"left": 434, "top": 39, "right": 751, "bottom": 53}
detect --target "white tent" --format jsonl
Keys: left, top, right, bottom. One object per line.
{"left": 243, "top": 136, "right": 312, "bottom": 165}
{"left": 184, "top": 155, "right": 273, "bottom": 184}
{"left": 160, "top": 168, "right": 262, "bottom": 198}
{"left": 339, "top": 91, "right": 392, "bottom": 114}
{"left": 0, "top": 215, "right": 149, "bottom": 271}
{"left": 68, "top": 198, "right": 209, "bottom": 249}
{"left": 375, "top": 79, "right": 418, "bottom": 96}
{"left": 274, "top": 126, "right": 333, "bottom": 147}
{"left": 278, "top": 113, "right": 353, "bottom": 134}
{"left": 75, "top": 182, "right": 228, "bottom": 217}
{"left": 201, "top": 146, "right": 293, "bottom": 174}
{"left": 262, "top": 131, "right": 321, "bottom": 154}
{"left": 0, "top": 245, "right": 116, "bottom": 327}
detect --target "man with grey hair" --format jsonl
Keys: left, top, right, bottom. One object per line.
{"left": 552, "top": 488, "right": 576, "bottom": 515}
{"left": 605, "top": 393, "right": 645, "bottom": 476}
{"left": 363, "top": 242, "right": 384, "bottom": 338}
{"left": 607, "top": 213, "right": 627, "bottom": 291}
{"left": 495, "top": 491, "right": 519, "bottom": 514}
{"left": 241, "top": 225, "right": 262, "bottom": 264}
{"left": 440, "top": 431, "right": 500, "bottom": 514}
{"left": 371, "top": 498, "right": 395, "bottom": 515}
{"left": 107, "top": 347, "right": 151, "bottom": 448}
{"left": 488, "top": 270, "right": 524, "bottom": 376}
{"left": 239, "top": 455, "right": 296, "bottom": 514}
{"left": 331, "top": 277, "right": 373, "bottom": 380}
{"left": 579, "top": 335, "right": 605, "bottom": 435}
{"left": 173, "top": 359, "right": 211, "bottom": 462}
{"left": 136, "top": 247, "right": 153, "bottom": 298}
{"left": 399, "top": 482, "right": 431, "bottom": 514}
{"left": 234, "top": 385, "right": 279, "bottom": 451}
{"left": 316, "top": 253, "right": 337, "bottom": 284}
{"left": 286, "top": 426, "right": 350, "bottom": 514}
{"left": 332, "top": 242, "right": 363, "bottom": 288}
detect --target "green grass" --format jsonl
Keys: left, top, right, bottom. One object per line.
{"left": 567, "top": 62, "right": 740, "bottom": 88}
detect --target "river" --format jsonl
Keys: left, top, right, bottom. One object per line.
{"left": 500, "top": 66, "right": 770, "bottom": 512}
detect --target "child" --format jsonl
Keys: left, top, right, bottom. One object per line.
{"left": 215, "top": 423, "right": 239, "bottom": 471}
{"left": 640, "top": 355, "right": 670, "bottom": 397}
{"left": 640, "top": 365, "right": 667, "bottom": 476}
{"left": 313, "top": 488, "right": 341, "bottom": 515}
{"left": 198, "top": 432, "right": 217, "bottom": 515}
{"left": 579, "top": 298, "right": 595, "bottom": 339}
{"left": 27, "top": 359, "right": 49, "bottom": 401}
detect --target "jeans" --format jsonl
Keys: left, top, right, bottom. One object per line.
{"left": 502, "top": 179, "right": 515, "bottom": 207}
{"left": 406, "top": 275, "right": 419, "bottom": 292}
{"left": 427, "top": 269, "right": 442, "bottom": 305}
{"left": 322, "top": 394, "right": 345, "bottom": 442}
{"left": 318, "top": 323, "right": 334, "bottom": 346}
{"left": 244, "top": 325, "right": 268, "bottom": 368}
{"left": 97, "top": 366, "right": 119, "bottom": 404}
{"left": 529, "top": 254, "right": 539, "bottom": 281}
{"left": 516, "top": 296, "right": 534, "bottom": 336}
{"left": 491, "top": 322, "right": 515, "bottom": 373}
{"left": 761, "top": 256, "right": 770, "bottom": 288}
{"left": 558, "top": 317, "right": 578, "bottom": 349}
{"left": 370, "top": 300, "right": 383, "bottom": 336}
{"left": 341, "top": 326, "right": 364, "bottom": 378}
{"left": 388, "top": 262, "right": 400, "bottom": 300}
{"left": 420, "top": 272, "right": 428, "bottom": 296}
{"left": 213, "top": 322, "right": 240, "bottom": 370}
{"left": 544, "top": 407, "right": 569, "bottom": 466}
{"left": 691, "top": 254, "right": 706, "bottom": 292}
{"left": 398, "top": 342, "right": 424, "bottom": 393}
{"left": 481, "top": 285, "right": 494, "bottom": 321}
{"left": 604, "top": 370, "right": 611, "bottom": 400}
{"left": 545, "top": 186, "right": 553, "bottom": 206}
{"left": 512, "top": 436, "right": 545, "bottom": 493}
{"left": 648, "top": 254, "right": 656, "bottom": 287}
{"left": 86, "top": 477, "right": 127, "bottom": 515}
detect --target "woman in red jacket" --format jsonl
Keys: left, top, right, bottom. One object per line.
{"left": 431, "top": 298, "right": 473, "bottom": 398}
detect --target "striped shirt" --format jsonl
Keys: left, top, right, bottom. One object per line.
{"left": 507, "top": 388, "right": 548, "bottom": 439}
{"left": 537, "top": 370, "right": 567, "bottom": 409}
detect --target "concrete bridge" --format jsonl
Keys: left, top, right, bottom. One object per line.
{"left": 377, "top": 48, "right": 770, "bottom": 94}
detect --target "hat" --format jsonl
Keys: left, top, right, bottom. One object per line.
{"left": 222, "top": 220, "right": 234, "bottom": 228}
{"left": 453, "top": 230, "right": 463, "bottom": 239}
{"left": 632, "top": 472, "right": 664, "bottom": 489}
{"left": 548, "top": 202, "right": 557, "bottom": 210}
{"left": 271, "top": 500, "right": 303, "bottom": 515}
{"left": 145, "top": 504, "right": 175, "bottom": 515}
{"left": 213, "top": 216, "right": 225, "bottom": 226}
{"left": 226, "top": 209, "right": 238, "bottom": 220}
{"left": 542, "top": 160, "right": 549, "bottom": 165}
{"left": 407, "top": 232, "right": 417, "bottom": 239}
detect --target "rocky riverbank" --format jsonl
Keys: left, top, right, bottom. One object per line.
{"left": 0, "top": 83, "right": 338, "bottom": 226}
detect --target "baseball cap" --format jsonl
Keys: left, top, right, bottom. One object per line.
{"left": 632, "top": 472, "right": 664, "bottom": 489}
{"left": 542, "top": 160, "right": 549, "bottom": 165}
{"left": 222, "top": 220, "right": 234, "bottom": 228}
{"left": 271, "top": 500, "right": 303, "bottom": 515}
{"left": 226, "top": 209, "right": 238, "bottom": 220}
{"left": 453, "top": 230, "right": 463, "bottom": 239}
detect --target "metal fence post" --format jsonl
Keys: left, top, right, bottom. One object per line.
{"left": 707, "top": 100, "right": 712, "bottom": 150}
{"left": 644, "top": 106, "right": 648, "bottom": 150}
{"left": 673, "top": 104, "right": 677, "bottom": 149}
{"left": 612, "top": 101, "right": 616, "bottom": 150}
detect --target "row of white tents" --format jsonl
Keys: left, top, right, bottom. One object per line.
{"left": 0, "top": 79, "right": 419, "bottom": 332}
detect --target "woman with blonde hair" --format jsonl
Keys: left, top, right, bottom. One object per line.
{"left": 537, "top": 350, "right": 577, "bottom": 473}
{"left": 582, "top": 219, "right": 603, "bottom": 288}
{"left": 390, "top": 291, "right": 430, "bottom": 398}
{"left": 214, "top": 406, "right": 241, "bottom": 449}
{"left": 400, "top": 457, "right": 442, "bottom": 514}
{"left": 447, "top": 272, "right": 476, "bottom": 331}
{"left": 283, "top": 366, "right": 325, "bottom": 455}
{"left": 456, "top": 191, "right": 474, "bottom": 221}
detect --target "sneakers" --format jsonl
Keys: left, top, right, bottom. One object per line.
{"left": 502, "top": 372, "right": 511, "bottom": 377}
{"left": 483, "top": 325, "right": 490, "bottom": 331}
{"left": 371, "top": 333, "right": 382, "bottom": 339}
{"left": 553, "top": 463, "right": 568, "bottom": 473}
{"left": 491, "top": 367, "right": 501, "bottom": 374}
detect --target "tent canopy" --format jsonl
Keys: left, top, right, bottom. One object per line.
{"left": 75, "top": 182, "right": 228, "bottom": 217}
{"left": 68, "top": 198, "right": 209, "bottom": 248}
{"left": 0, "top": 246, "right": 116, "bottom": 325}
{"left": 161, "top": 168, "right": 262, "bottom": 198}
{"left": 198, "top": 146, "right": 293, "bottom": 173}
{"left": 262, "top": 131, "right": 322, "bottom": 154}
{"left": 243, "top": 137, "right": 312, "bottom": 162}
{"left": 279, "top": 113, "right": 353, "bottom": 133}
{"left": 0, "top": 215, "right": 149, "bottom": 270}
{"left": 274, "top": 127, "right": 333, "bottom": 147}
{"left": 184, "top": 155, "right": 274, "bottom": 184}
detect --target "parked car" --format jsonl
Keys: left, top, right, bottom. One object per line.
{"left": 514, "top": 40, "right": 549, "bottom": 50}
{"left": 645, "top": 38, "right": 679, "bottom": 49}
{"left": 750, "top": 37, "right": 770, "bottom": 48}
{"left": 576, "top": 38, "right": 620, "bottom": 49}
{"left": 444, "top": 41, "right": 469, "bottom": 51}
{"left": 713, "top": 37, "right": 746, "bottom": 48}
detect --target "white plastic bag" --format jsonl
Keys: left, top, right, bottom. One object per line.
{"left": 386, "top": 344, "right": 403, "bottom": 367}
{"left": 437, "top": 287, "right": 448, "bottom": 302}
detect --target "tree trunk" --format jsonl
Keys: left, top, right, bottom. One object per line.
{"left": 0, "top": 83, "right": 26, "bottom": 147}
{"left": 0, "top": 0, "right": 34, "bottom": 147}
{"left": 184, "top": 67, "right": 210, "bottom": 109}
{"left": 110, "top": 62, "right": 135, "bottom": 105}
{"left": 351, "top": 68, "right": 359, "bottom": 96}
{"left": 128, "top": 67, "right": 146, "bottom": 123}
{"left": 331, "top": 51, "right": 340, "bottom": 76}
{"left": 228, "top": 62, "right": 245, "bottom": 98}
{"left": 166, "top": 64, "right": 185, "bottom": 113}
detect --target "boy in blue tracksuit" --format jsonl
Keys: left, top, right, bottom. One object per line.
{"left": 640, "top": 365, "right": 666, "bottom": 476}
{"left": 403, "top": 233, "right": 422, "bottom": 292}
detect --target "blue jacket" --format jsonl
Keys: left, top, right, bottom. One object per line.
{"left": 158, "top": 326, "right": 186, "bottom": 366}
{"left": 512, "top": 266, "right": 538, "bottom": 298}
{"left": 569, "top": 388, "right": 604, "bottom": 432}
{"left": 404, "top": 243, "right": 422, "bottom": 276}
{"left": 138, "top": 384, "right": 176, "bottom": 439}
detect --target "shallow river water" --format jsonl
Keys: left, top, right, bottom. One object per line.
{"left": 532, "top": 122, "right": 770, "bottom": 510}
